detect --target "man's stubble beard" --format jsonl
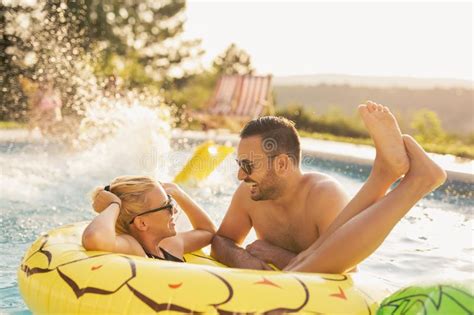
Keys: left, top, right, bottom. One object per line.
{"left": 251, "top": 169, "right": 283, "bottom": 201}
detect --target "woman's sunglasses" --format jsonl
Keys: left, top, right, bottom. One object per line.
{"left": 129, "top": 194, "right": 177, "bottom": 224}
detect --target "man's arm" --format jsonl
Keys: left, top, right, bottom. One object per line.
{"left": 245, "top": 239, "right": 297, "bottom": 270}
{"left": 211, "top": 184, "right": 271, "bottom": 270}
{"left": 212, "top": 236, "right": 272, "bottom": 270}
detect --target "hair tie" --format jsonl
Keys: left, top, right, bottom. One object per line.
{"left": 104, "top": 185, "right": 110, "bottom": 192}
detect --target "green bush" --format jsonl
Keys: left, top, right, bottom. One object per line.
{"left": 277, "top": 105, "right": 474, "bottom": 159}
{"left": 411, "top": 109, "right": 447, "bottom": 144}
{"left": 167, "top": 71, "right": 218, "bottom": 111}
{"left": 0, "top": 121, "right": 26, "bottom": 129}
{"left": 276, "top": 105, "right": 368, "bottom": 138}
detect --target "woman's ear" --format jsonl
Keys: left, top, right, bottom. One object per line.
{"left": 133, "top": 217, "right": 148, "bottom": 231}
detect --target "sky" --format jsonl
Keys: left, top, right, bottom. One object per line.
{"left": 183, "top": 1, "right": 473, "bottom": 80}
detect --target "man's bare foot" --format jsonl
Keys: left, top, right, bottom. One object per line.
{"left": 358, "top": 101, "right": 409, "bottom": 181}
{"left": 402, "top": 135, "right": 447, "bottom": 192}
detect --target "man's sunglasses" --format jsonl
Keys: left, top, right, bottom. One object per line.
{"left": 235, "top": 154, "right": 280, "bottom": 176}
{"left": 129, "top": 194, "right": 176, "bottom": 224}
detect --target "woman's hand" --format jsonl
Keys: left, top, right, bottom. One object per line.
{"left": 161, "top": 182, "right": 183, "bottom": 198}
{"left": 92, "top": 190, "right": 122, "bottom": 213}
{"left": 160, "top": 181, "right": 217, "bottom": 236}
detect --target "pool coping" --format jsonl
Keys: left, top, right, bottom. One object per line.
{"left": 172, "top": 129, "right": 474, "bottom": 183}
{"left": 1, "top": 128, "right": 472, "bottom": 183}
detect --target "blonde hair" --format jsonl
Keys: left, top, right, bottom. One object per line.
{"left": 91, "top": 175, "right": 157, "bottom": 234}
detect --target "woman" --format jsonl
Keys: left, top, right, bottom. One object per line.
{"left": 82, "top": 176, "right": 216, "bottom": 262}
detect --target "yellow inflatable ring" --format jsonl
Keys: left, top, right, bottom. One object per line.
{"left": 18, "top": 222, "right": 385, "bottom": 314}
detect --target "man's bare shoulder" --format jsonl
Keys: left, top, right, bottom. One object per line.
{"left": 301, "top": 172, "right": 343, "bottom": 190}
{"left": 234, "top": 181, "right": 251, "bottom": 197}
{"left": 301, "top": 173, "right": 349, "bottom": 208}
{"left": 300, "top": 173, "right": 349, "bottom": 233}
{"left": 231, "top": 182, "right": 254, "bottom": 207}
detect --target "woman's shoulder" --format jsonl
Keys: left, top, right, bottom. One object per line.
{"left": 115, "top": 233, "right": 147, "bottom": 257}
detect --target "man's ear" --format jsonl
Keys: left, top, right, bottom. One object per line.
{"left": 275, "top": 155, "right": 291, "bottom": 175}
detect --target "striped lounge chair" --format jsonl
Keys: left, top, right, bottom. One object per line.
{"left": 208, "top": 74, "right": 274, "bottom": 119}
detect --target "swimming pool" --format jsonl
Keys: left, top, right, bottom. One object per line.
{"left": 1, "top": 131, "right": 473, "bottom": 314}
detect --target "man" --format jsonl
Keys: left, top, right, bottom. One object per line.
{"left": 211, "top": 101, "right": 446, "bottom": 273}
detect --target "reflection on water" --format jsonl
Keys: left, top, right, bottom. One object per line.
{"left": 1, "top": 131, "right": 473, "bottom": 313}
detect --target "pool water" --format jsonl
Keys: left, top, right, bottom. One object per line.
{"left": 1, "top": 133, "right": 473, "bottom": 314}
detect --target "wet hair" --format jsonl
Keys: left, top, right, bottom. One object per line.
{"left": 91, "top": 176, "right": 157, "bottom": 234}
{"left": 240, "top": 116, "right": 301, "bottom": 164}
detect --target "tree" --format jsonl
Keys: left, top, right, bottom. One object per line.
{"left": 1, "top": 0, "right": 203, "bottom": 120}
{"left": 68, "top": 0, "right": 203, "bottom": 86}
{"left": 0, "top": 3, "right": 32, "bottom": 120}
{"left": 166, "top": 43, "right": 257, "bottom": 118}
{"left": 212, "top": 43, "right": 254, "bottom": 76}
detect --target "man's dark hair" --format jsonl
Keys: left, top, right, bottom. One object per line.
{"left": 240, "top": 116, "right": 301, "bottom": 164}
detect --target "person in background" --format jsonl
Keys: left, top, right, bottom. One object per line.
{"left": 22, "top": 78, "right": 63, "bottom": 135}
